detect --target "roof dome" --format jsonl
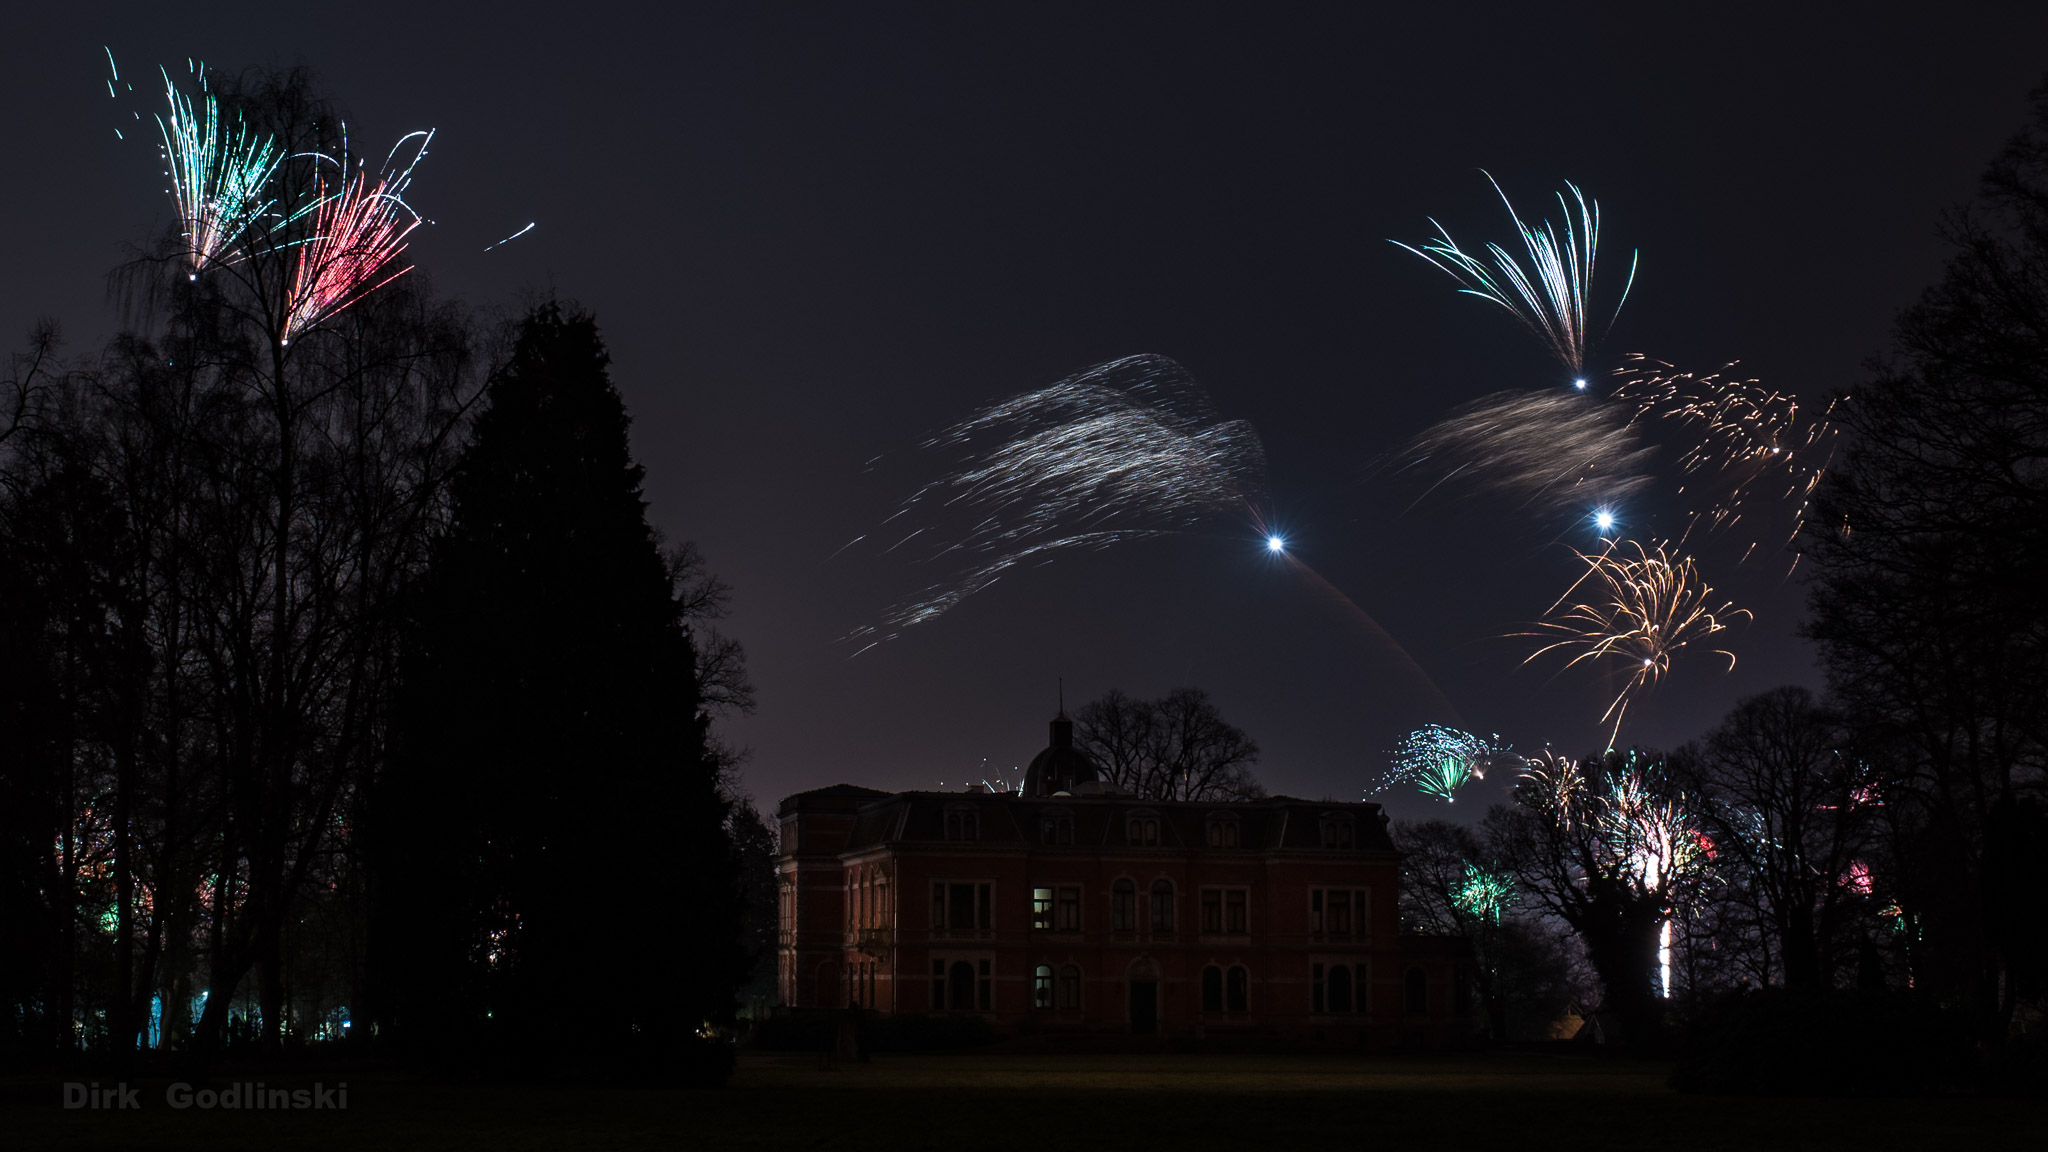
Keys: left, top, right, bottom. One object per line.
{"left": 1022, "top": 713, "right": 1102, "bottom": 797}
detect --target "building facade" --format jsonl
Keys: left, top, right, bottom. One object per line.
{"left": 775, "top": 715, "right": 1476, "bottom": 1045}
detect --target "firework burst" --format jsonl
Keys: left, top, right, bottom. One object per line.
{"left": 844, "top": 355, "right": 1267, "bottom": 648}
{"left": 1393, "top": 173, "right": 1638, "bottom": 377}
{"left": 1393, "top": 388, "right": 1655, "bottom": 521}
{"left": 1609, "top": 354, "right": 1838, "bottom": 564}
{"left": 1523, "top": 541, "right": 1749, "bottom": 742}
{"left": 282, "top": 131, "right": 431, "bottom": 341}
{"left": 1453, "top": 861, "right": 1518, "bottom": 924}
{"left": 1382, "top": 725, "right": 1510, "bottom": 803}
{"left": 154, "top": 64, "right": 286, "bottom": 275}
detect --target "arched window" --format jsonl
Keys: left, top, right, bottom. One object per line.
{"left": 1033, "top": 964, "right": 1054, "bottom": 1010}
{"left": 1111, "top": 878, "right": 1137, "bottom": 931}
{"left": 1058, "top": 964, "right": 1082, "bottom": 1011}
{"left": 1206, "top": 816, "right": 1240, "bottom": 848}
{"left": 1040, "top": 812, "right": 1074, "bottom": 845}
{"left": 1126, "top": 810, "right": 1161, "bottom": 846}
{"left": 1201, "top": 965, "right": 1224, "bottom": 1012}
{"left": 1149, "top": 879, "right": 1175, "bottom": 932}
{"left": 1406, "top": 967, "right": 1428, "bottom": 1016}
{"left": 1328, "top": 964, "right": 1353, "bottom": 1014}
{"left": 1320, "top": 814, "right": 1354, "bottom": 849}
{"left": 944, "top": 806, "right": 980, "bottom": 842}
{"left": 948, "top": 960, "right": 976, "bottom": 1011}
{"left": 1227, "top": 965, "right": 1248, "bottom": 1013}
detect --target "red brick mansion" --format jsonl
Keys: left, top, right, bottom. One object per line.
{"left": 775, "top": 713, "right": 1477, "bottom": 1045}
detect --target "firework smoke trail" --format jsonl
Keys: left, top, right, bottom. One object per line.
{"left": 282, "top": 131, "right": 431, "bottom": 341}
{"left": 1453, "top": 861, "right": 1517, "bottom": 924}
{"left": 1393, "top": 173, "right": 1638, "bottom": 377}
{"left": 1522, "top": 540, "right": 1749, "bottom": 745}
{"left": 1381, "top": 725, "right": 1509, "bottom": 803}
{"left": 1393, "top": 388, "right": 1656, "bottom": 521}
{"left": 844, "top": 355, "right": 1266, "bottom": 644}
{"left": 1609, "top": 355, "right": 1839, "bottom": 564}
{"left": 154, "top": 64, "right": 286, "bottom": 276}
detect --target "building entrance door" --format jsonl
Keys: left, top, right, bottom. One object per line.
{"left": 1129, "top": 980, "right": 1158, "bottom": 1034}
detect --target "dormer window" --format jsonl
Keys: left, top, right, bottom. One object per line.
{"left": 1126, "top": 810, "right": 1161, "bottom": 846}
{"left": 1205, "top": 815, "right": 1240, "bottom": 848}
{"left": 1040, "top": 812, "right": 1075, "bottom": 845}
{"left": 944, "top": 805, "right": 980, "bottom": 842}
{"left": 1320, "top": 814, "right": 1354, "bottom": 849}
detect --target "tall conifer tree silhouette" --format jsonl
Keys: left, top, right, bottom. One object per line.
{"left": 374, "top": 304, "right": 742, "bottom": 1078}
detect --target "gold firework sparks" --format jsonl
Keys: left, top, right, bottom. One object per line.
{"left": 1522, "top": 540, "right": 1749, "bottom": 743}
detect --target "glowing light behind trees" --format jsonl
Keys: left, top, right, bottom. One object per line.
{"left": 1392, "top": 173, "right": 1638, "bottom": 379}
{"left": 1453, "top": 861, "right": 1517, "bottom": 925}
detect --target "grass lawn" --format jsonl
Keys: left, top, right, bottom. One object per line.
{"left": 3, "top": 1049, "right": 2035, "bottom": 1151}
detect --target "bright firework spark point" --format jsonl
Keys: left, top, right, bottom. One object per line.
{"left": 1267, "top": 535, "right": 1285, "bottom": 553}
{"left": 1521, "top": 540, "right": 1749, "bottom": 743}
{"left": 1574, "top": 378, "right": 1588, "bottom": 390}
{"left": 1594, "top": 509, "right": 1616, "bottom": 532}
{"left": 1392, "top": 172, "right": 1638, "bottom": 376}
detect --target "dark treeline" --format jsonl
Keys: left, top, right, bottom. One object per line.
{"left": 0, "top": 70, "right": 762, "bottom": 1080}
{"left": 1395, "top": 82, "right": 2048, "bottom": 1090}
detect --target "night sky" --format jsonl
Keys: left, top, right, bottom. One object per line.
{"left": 7, "top": 5, "right": 2047, "bottom": 821}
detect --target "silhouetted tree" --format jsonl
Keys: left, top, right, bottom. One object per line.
{"left": 372, "top": 305, "right": 744, "bottom": 1078}
{"left": 1071, "top": 687, "right": 1263, "bottom": 801}
{"left": 1805, "top": 77, "right": 2048, "bottom": 1047}
{"left": 1671, "top": 687, "right": 1881, "bottom": 992}
{"left": 1393, "top": 818, "right": 1588, "bottom": 1041}
{"left": 1486, "top": 750, "right": 1703, "bottom": 1048}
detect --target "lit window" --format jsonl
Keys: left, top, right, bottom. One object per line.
{"left": 1034, "top": 965, "right": 1054, "bottom": 1010}
{"left": 1149, "top": 880, "right": 1175, "bottom": 932}
{"left": 1032, "top": 887, "right": 1054, "bottom": 930}
{"left": 1111, "top": 879, "right": 1136, "bottom": 931}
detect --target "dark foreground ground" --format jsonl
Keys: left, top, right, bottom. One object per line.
{"left": 2, "top": 1049, "right": 2037, "bottom": 1151}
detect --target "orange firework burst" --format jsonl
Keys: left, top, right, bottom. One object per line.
{"left": 1522, "top": 540, "right": 1749, "bottom": 743}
